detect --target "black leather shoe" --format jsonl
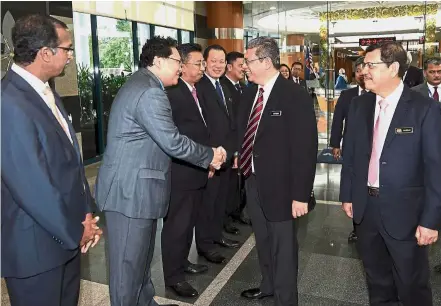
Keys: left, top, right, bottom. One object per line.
{"left": 224, "top": 223, "right": 240, "bottom": 235}
{"left": 215, "top": 237, "right": 240, "bottom": 248}
{"left": 241, "top": 288, "right": 273, "bottom": 300}
{"left": 160, "top": 304, "right": 179, "bottom": 306}
{"left": 184, "top": 263, "right": 208, "bottom": 274}
{"left": 232, "top": 214, "right": 252, "bottom": 225}
{"left": 348, "top": 230, "right": 358, "bottom": 243}
{"left": 199, "top": 251, "right": 227, "bottom": 264}
{"left": 435, "top": 264, "right": 441, "bottom": 273}
{"left": 167, "top": 281, "right": 198, "bottom": 298}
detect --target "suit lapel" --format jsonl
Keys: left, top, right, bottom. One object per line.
{"left": 179, "top": 80, "right": 207, "bottom": 127}
{"left": 382, "top": 86, "right": 411, "bottom": 151}
{"left": 365, "top": 93, "right": 376, "bottom": 155}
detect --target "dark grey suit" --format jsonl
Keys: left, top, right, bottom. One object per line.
{"left": 95, "top": 68, "right": 213, "bottom": 306}
{"left": 412, "top": 82, "right": 430, "bottom": 98}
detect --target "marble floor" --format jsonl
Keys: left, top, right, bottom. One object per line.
{"left": 2, "top": 164, "right": 441, "bottom": 306}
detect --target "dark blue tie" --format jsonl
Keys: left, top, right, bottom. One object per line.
{"left": 235, "top": 83, "right": 242, "bottom": 94}
{"left": 215, "top": 81, "right": 228, "bottom": 112}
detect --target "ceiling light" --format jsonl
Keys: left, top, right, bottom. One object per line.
{"left": 270, "top": 6, "right": 277, "bottom": 10}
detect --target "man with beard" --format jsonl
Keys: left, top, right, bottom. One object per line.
{"left": 2, "top": 14, "right": 102, "bottom": 306}
{"left": 161, "top": 43, "right": 212, "bottom": 298}
{"left": 330, "top": 56, "right": 369, "bottom": 243}
{"left": 341, "top": 42, "right": 441, "bottom": 306}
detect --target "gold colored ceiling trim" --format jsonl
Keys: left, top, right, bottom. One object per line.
{"left": 319, "top": 4, "right": 438, "bottom": 22}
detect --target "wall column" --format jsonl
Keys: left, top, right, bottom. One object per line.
{"left": 206, "top": 1, "right": 243, "bottom": 53}
{"left": 283, "top": 34, "right": 305, "bottom": 72}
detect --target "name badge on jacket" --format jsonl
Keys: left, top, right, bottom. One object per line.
{"left": 395, "top": 127, "right": 413, "bottom": 134}
{"left": 270, "top": 110, "right": 282, "bottom": 117}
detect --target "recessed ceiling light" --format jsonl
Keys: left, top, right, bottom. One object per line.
{"left": 270, "top": 6, "right": 277, "bottom": 10}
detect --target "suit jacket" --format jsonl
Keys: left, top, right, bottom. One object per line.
{"left": 292, "top": 77, "right": 308, "bottom": 90}
{"left": 411, "top": 82, "right": 431, "bottom": 99}
{"left": 167, "top": 78, "right": 210, "bottom": 191}
{"left": 220, "top": 76, "right": 241, "bottom": 143}
{"left": 340, "top": 85, "right": 441, "bottom": 240}
{"left": 1, "top": 70, "right": 92, "bottom": 278}
{"left": 330, "top": 86, "right": 359, "bottom": 148}
{"left": 237, "top": 75, "right": 318, "bottom": 222}
{"left": 95, "top": 68, "right": 213, "bottom": 219}
{"left": 403, "top": 65, "right": 425, "bottom": 88}
{"left": 196, "top": 75, "right": 236, "bottom": 162}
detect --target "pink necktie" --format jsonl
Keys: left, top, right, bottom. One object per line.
{"left": 368, "top": 99, "right": 389, "bottom": 186}
{"left": 191, "top": 87, "right": 198, "bottom": 104}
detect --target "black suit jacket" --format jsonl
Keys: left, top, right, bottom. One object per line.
{"left": 340, "top": 85, "right": 441, "bottom": 240}
{"left": 330, "top": 86, "right": 359, "bottom": 148}
{"left": 167, "top": 79, "right": 210, "bottom": 191}
{"left": 292, "top": 77, "right": 308, "bottom": 90}
{"left": 237, "top": 75, "right": 318, "bottom": 222}
{"left": 196, "top": 75, "right": 236, "bottom": 162}
{"left": 403, "top": 65, "right": 425, "bottom": 88}
{"left": 1, "top": 70, "right": 92, "bottom": 278}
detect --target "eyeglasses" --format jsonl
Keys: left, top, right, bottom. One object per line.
{"left": 167, "top": 56, "right": 182, "bottom": 65}
{"left": 244, "top": 57, "right": 267, "bottom": 66}
{"left": 57, "top": 46, "right": 75, "bottom": 55}
{"left": 362, "top": 61, "right": 392, "bottom": 69}
{"left": 185, "top": 61, "right": 207, "bottom": 68}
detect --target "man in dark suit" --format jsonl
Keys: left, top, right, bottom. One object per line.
{"left": 220, "top": 51, "right": 250, "bottom": 233}
{"left": 1, "top": 14, "right": 102, "bottom": 306}
{"left": 340, "top": 42, "right": 441, "bottom": 306}
{"left": 95, "top": 37, "right": 226, "bottom": 306}
{"left": 161, "top": 43, "right": 212, "bottom": 298}
{"left": 412, "top": 57, "right": 441, "bottom": 102}
{"left": 195, "top": 45, "right": 241, "bottom": 264}
{"left": 238, "top": 37, "right": 317, "bottom": 305}
{"left": 403, "top": 51, "right": 425, "bottom": 88}
{"left": 291, "top": 61, "right": 308, "bottom": 90}
{"left": 330, "top": 56, "right": 367, "bottom": 243}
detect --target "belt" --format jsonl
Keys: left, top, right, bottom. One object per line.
{"left": 368, "top": 186, "right": 380, "bottom": 197}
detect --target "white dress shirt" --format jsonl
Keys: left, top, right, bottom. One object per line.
{"left": 250, "top": 72, "right": 280, "bottom": 172}
{"left": 292, "top": 77, "right": 300, "bottom": 84}
{"left": 205, "top": 73, "right": 226, "bottom": 102}
{"left": 427, "top": 83, "right": 440, "bottom": 101}
{"left": 181, "top": 78, "right": 206, "bottom": 125}
{"left": 11, "top": 63, "right": 72, "bottom": 143}
{"left": 369, "top": 81, "right": 404, "bottom": 187}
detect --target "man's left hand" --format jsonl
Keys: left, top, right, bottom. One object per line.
{"left": 292, "top": 200, "right": 308, "bottom": 218}
{"left": 415, "top": 225, "right": 438, "bottom": 246}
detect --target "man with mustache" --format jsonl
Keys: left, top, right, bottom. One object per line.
{"left": 341, "top": 42, "right": 441, "bottom": 306}
{"left": 412, "top": 57, "right": 441, "bottom": 103}
{"left": 161, "top": 43, "right": 212, "bottom": 298}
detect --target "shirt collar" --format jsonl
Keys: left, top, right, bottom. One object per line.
{"left": 427, "top": 82, "right": 439, "bottom": 91}
{"left": 358, "top": 86, "right": 369, "bottom": 96}
{"left": 259, "top": 72, "right": 280, "bottom": 94}
{"left": 11, "top": 63, "right": 49, "bottom": 94}
{"left": 225, "top": 75, "right": 239, "bottom": 86}
{"left": 376, "top": 81, "right": 404, "bottom": 107}
{"left": 181, "top": 77, "right": 195, "bottom": 93}
{"left": 205, "top": 73, "right": 219, "bottom": 88}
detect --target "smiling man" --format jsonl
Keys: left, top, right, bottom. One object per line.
{"left": 340, "top": 42, "right": 441, "bottom": 306}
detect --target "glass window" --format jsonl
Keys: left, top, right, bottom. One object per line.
{"left": 181, "top": 30, "right": 190, "bottom": 44}
{"left": 137, "top": 22, "right": 151, "bottom": 56}
{"left": 73, "top": 12, "right": 99, "bottom": 160}
{"left": 96, "top": 16, "right": 135, "bottom": 144}
{"left": 154, "top": 25, "right": 178, "bottom": 40}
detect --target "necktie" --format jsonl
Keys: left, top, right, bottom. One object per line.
{"left": 433, "top": 86, "right": 439, "bottom": 102}
{"left": 368, "top": 99, "right": 389, "bottom": 186}
{"left": 191, "top": 86, "right": 199, "bottom": 104}
{"left": 240, "top": 88, "right": 264, "bottom": 178}
{"left": 361, "top": 89, "right": 367, "bottom": 95}
{"left": 43, "top": 86, "right": 71, "bottom": 142}
{"left": 235, "top": 83, "right": 242, "bottom": 94}
{"left": 215, "top": 80, "right": 228, "bottom": 113}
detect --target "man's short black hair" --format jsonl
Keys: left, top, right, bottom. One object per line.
{"left": 177, "top": 43, "right": 202, "bottom": 63}
{"left": 291, "top": 61, "right": 303, "bottom": 69}
{"left": 365, "top": 42, "right": 408, "bottom": 78}
{"left": 226, "top": 51, "right": 244, "bottom": 65}
{"left": 203, "top": 44, "right": 227, "bottom": 61}
{"left": 139, "top": 36, "right": 178, "bottom": 68}
{"left": 12, "top": 14, "right": 68, "bottom": 65}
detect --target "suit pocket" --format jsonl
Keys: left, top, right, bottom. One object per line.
{"left": 135, "top": 168, "right": 168, "bottom": 214}
{"left": 138, "top": 168, "right": 165, "bottom": 180}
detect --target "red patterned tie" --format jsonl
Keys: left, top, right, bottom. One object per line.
{"left": 433, "top": 86, "right": 439, "bottom": 102}
{"left": 240, "top": 88, "right": 264, "bottom": 178}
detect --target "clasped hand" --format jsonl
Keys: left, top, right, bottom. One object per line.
{"left": 210, "top": 146, "right": 227, "bottom": 170}
{"left": 80, "top": 213, "right": 103, "bottom": 254}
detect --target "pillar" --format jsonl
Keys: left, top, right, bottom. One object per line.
{"left": 206, "top": 1, "right": 243, "bottom": 53}
{"left": 283, "top": 34, "right": 305, "bottom": 77}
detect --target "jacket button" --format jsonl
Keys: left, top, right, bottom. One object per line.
{"left": 254, "top": 154, "right": 259, "bottom": 158}
{"left": 381, "top": 161, "right": 387, "bottom": 165}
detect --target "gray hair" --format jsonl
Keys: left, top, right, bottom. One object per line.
{"left": 423, "top": 57, "right": 441, "bottom": 70}
{"left": 247, "top": 36, "right": 280, "bottom": 67}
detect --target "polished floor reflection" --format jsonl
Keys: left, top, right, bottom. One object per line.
{"left": 2, "top": 164, "right": 440, "bottom": 306}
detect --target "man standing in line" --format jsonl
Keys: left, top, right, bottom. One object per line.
{"left": 291, "top": 61, "right": 308, "bottom": 90}
{"left": 238, "top": 37, "right": 317, "bottom": 305}
{"left": 2, "top": 14, "right": 102, "bottom": 306}
{"left": 161, "top": 43, "right": 212, "bottom": 298}
{"left": 95, "top": 36, "right": 226, "bottom": 306}
{"left": 330, "top": 56, "right": 369, "bottom": 243}
{"left": 412, "top": 57, "right": 441, "bottom": 103}
{"left": 340, "top": 42, "right": 441, "bottom": 306}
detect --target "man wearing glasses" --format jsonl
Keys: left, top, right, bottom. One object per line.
{"left": 95, "top": 37, "right": 227, "bottom": 306}
{"left": 340, "top": 42, "right": 441, "bottom": 306}
{"left": 161, "top": 43, "right": 212, "bottom": 298}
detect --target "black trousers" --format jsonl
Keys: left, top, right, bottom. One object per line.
{"left": 224, "top": 169, "right": 241, "bottom": 225}
{"left": 356, "top": 195, "right": 432, "bottom": 306}
{"left": 5, "top": 252, "right": 81, "bottom": 306}
{"left": 196, "top": 169, "right": 230, "bottom": 252}
{"left": 162, "top": 188, "right": 204, "bottom": 286}
{"left": 245, "top": 174, "right": 299, "bottom": 306}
